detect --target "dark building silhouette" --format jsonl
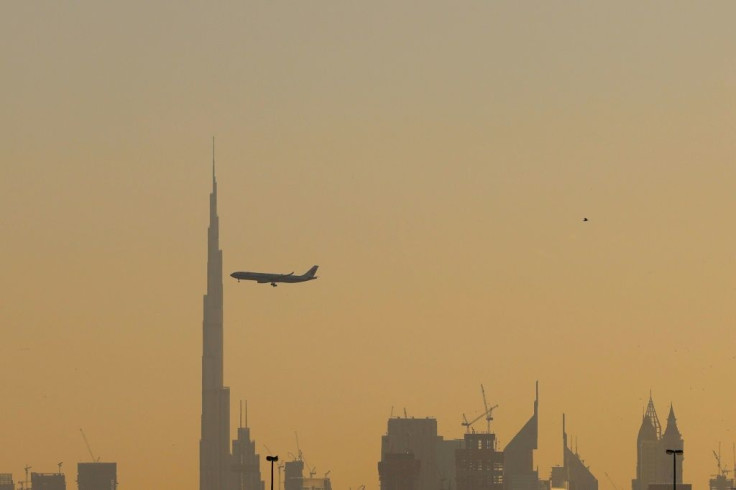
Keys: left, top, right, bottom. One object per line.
{"left": 548, "top": 415, "right": 597, "bottom": 490}
{"left": 200, "top": 147, "right": 231, "bottom": 490}
{"left": 659, "top": 405, "right": 683, "bottom": 484}
{"left": 378, "top": 416, "right": 465, "bottom": 490}
{"left": 633, "top": 397, "right": 660, "bottom": 490}
{"left": 632, "top": 395, "right": 687, "bottom": 490}
{"left": 31, "top": 472, "right": 66, "bottom": 490}
{"left": 281, "top": 454, "right": 332, "bottom": 490}
{"left": 503, "top": 383, "right": 539, "bottom": 490}
{"left": 648, "top": 485, "right": 691, "bottom": 490}
{"left": 709, "top": 462, "right": 733, "bottom": 490}
{"left": 77, "top": 463, "right": 116, "bottom": 490}
{"left": 379, "top": 417, "right": 444, "bottom": 490}
{"left": 300, "top": 477, "right": 333, "bottom": 490}
{"left": 285, "top": 460, "right": 306, "bottom": 490}
{"left": 439, "top": 438, "right": 465, "bottom": 489}
{"left": 0, "top": 474, "right": 13, "bottom": 490}
{"left": 231, "top": 412, "right": 265, "bottom": 490}
{"left": 456, "top": 432, "right": 504, "bottom": 490}
{"left": 379, "top": 453, "right": 421, "bottom": 490}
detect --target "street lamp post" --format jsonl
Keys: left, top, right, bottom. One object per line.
{"left": 266, "top": 455, "right": 279, "bottom": 490}
{"left": 666, "top": 449, "right": 683, "bottom": 490}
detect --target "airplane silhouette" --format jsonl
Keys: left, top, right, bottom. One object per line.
{"left": 230, "top": 265, "right": 319, "bottom": 287}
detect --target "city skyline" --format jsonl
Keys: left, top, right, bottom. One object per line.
{"left": 3, "top": 2, "right": 736, "bottom": 490}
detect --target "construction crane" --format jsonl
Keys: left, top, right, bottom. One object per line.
{"left": 713, "top": 443, "right": 731, "bottom": 477}
{"left": 480, "top": 384, "right": 498, "bottom": 434}
{"left": 80, "top": 429, "right": 101, "bottom": 462}
{"left": 462, "top": 385, "right": 498, "bottom": 433}
{"left": 294, "top": 432, "right": 303, "bottom": 461}
{"left": 294, "top": 431, "right": 314, "bottom": 480}
{"left": 462, "top": 412, "right": 485, "bottom": 433}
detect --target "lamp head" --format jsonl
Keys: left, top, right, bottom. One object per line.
{"left": 267, "top": 455, "right": 279, "bottom": 462}
{"left": 666, "top": 449, "right": 684, "bottom": 455}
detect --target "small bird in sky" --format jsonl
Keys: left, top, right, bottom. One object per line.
{"left": 582, "top": 217, "right": 589, "bottom": 222}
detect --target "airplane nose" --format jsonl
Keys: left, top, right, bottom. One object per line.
{"left": 229, "top": 272, "right": 236, "bottom": 278}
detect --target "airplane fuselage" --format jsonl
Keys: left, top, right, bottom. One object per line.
{"left": 230, "top": 265, "right": 319, "bottom": 287}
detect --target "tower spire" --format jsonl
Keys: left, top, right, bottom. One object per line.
{"left": 644, "top": 392, "right": 661, "bottom": 439}
{"left": 200, "top": 139, "right": 229, "bottom": 490}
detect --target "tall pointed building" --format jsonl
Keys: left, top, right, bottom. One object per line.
{"left": 200, "top": 140, "right": 231, "bottom": 490}
{"left": 561, "top": 415, "right": 598, "bottom": 490}
{"left": 632, "top": 395, "right": 687, "bottom": 490}
{"left": 633, "top": 396, "right": 660, "bottom": 490}
{"left": 231, "top": 403, "right": 266, "bottom": 490}
{"left": 659, "top": 405, "right": 683, "bottom": 484}
{"left": 503, "top": 382, "right": 539, "bottom": 490}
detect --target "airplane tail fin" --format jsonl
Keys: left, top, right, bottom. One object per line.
{"left": 305, "top": 265, "right": 319, "bottom": 278}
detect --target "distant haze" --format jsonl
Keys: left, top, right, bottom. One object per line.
{"left": 2, "top": 2, "right": 736, "bottom": 490}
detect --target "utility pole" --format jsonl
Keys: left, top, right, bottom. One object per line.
{"left": 266, "top": 456, "right": 279, "bottom": 490}
{"left": 666, "top": 448, "right": 684, "bottom": 490}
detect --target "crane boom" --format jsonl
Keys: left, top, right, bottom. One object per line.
{"left": 461, "top": 394, "right": 499, "bottom": 434}
{"left": 480, "top": 384, "right": 498, "bottom": 433}
{"left": 481, "top": 385, "right": 489, "bottom": 414}
{"left": 80, "top": 429, "right": 99, "bottom": 462}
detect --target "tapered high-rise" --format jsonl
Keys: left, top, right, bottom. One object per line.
{"left": 200, "top": 143, "right": 231, "bottom": 490}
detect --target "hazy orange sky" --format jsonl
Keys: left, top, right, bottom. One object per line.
{"left": 2, "top": 2, "right": 736, "bottom": 489}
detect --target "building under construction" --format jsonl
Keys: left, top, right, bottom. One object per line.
{"left": 455, "top": 432, "right": 504, "bottom": 490}
{"left": 377, "top": 383, "right": 541, "bottom": 490}
{"left": 708, "top": 446, "right": 734, "bottom": 490}
{"left": 454, "top": 384, "right": 503, "bottom": 490}
{"left": 77, "top": 463, "right": 117, "bottom": 490}
{"left": 284, "top": 459, "right": 332, "bottom": 490}
{"left": 31, "top": 472, "right": 66, "bottom": 490}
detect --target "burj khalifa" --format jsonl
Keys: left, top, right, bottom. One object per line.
{"left": 200, "top": 140, "right": 231, "bottom": 490}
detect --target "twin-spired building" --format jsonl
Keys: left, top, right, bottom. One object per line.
{"left": 632, "top": 395, "right": 688, "bottom": 490}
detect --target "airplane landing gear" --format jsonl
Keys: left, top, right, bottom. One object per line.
{"left": 271, "top": 282, "right": 277, "bottom": 287}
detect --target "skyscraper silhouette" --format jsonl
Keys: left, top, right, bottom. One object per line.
{"left": 632, "top": 395, "right": 686, "bottom": 490}
{"left": 200, "top": 140, "right": 231, "bottom": 490}
{"left": 504, "top": 383, "right": 539, "bottom": 490}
